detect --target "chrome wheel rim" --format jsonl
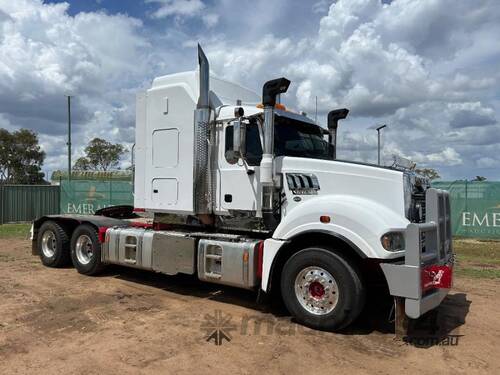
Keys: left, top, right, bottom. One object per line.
{"left": 75, "top": 234, "right": 93, "bottom": 265}
{"left": 41, "top": 230, "right": 56, "bottom": 258}
{"left": 294, "top": 266, "right": 339, "bottom": 315}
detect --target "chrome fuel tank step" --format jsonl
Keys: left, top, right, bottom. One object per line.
{"left": 197, "top": 239, "right": 260, "bottom": 289}
{"left": 102, "top": 227, "right": 261, "bottom": 289}
{"left": 102, "top": 227, "right": 196, "bottom": 275}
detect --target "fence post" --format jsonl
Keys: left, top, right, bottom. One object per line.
{"left": 0, "top": 185, "right": 3, "bottom": 225}
{"left": 465, "top": 179, "right": 468, "bottom": 213}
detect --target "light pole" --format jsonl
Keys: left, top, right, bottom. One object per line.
{"left": 376, "top": 124, "right": 387, "bottom": 165}
{"left": 66, "top": 96, "right": 72, "bottom": 181}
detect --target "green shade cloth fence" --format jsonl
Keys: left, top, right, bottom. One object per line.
{"left": 433, "top": 181, "right": 500, "bottom": 239}
{"left": 60, "top": 179, "right": 133, "bottom": 214}
{"left": 48, "top": 174, "right": 500, "bottom": 240}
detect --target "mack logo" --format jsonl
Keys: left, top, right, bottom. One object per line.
{"left": 291, "top": 188, "right": 318, "bottom": 196}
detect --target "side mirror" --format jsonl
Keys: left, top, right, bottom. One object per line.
{"left": 233, "top": 118, "right": 246, "bottom": 160}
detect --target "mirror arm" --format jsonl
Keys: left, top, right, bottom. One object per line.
{"left": 232, "top": 116, "right": 247, "bottom": 160}
{"left": 233, "top": 117, "right": 242, "bottom": 158}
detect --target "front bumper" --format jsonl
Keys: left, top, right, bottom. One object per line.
{"left": 380, "top": 188, "right": 454, "bottom": 319}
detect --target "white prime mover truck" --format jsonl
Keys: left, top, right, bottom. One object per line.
{"left": 32, "top": 45, "right": 454, "bottom": 332}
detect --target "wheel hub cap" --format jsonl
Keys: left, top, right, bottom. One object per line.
{"left": 309, "top": 282, "right": 325, "bottom": 299}
{"left": 41, "top": 230, "right": 56, "bottom": 258}
{"left": 75, "top": 234, "right": 93, "bottom": 265}
{"left": 294, "top": 266, "right": 339, "bottom": 315}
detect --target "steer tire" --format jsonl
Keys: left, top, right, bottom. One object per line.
{"left": 70, "top": 224, "right": 105, "bottom": 276}
{"left": 37, "top": 220, "right": 71, "bottom": 267}
{"left": 280, "top": 247, "right": 365, "bottom": 331}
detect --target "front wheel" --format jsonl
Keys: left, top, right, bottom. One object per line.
{"left": 280, "top": 247, "right": 365, "bottom": 331}
{"left": 70, "top": 224, "right": 105, "bottom": 275}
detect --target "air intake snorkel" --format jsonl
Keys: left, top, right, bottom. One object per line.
{"left": 260, "top": 77, "right": 290, "bottom": 228}
{"left": 327, "top": 108, "right": 349, "bottom": 160}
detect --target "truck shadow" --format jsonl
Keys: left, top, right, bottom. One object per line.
{"left": 103, "top": 266, "right": 470, "bottom": 344}
{"left": 400, "top": 293, "right": 470, "bottom": 348}
{"left": 344, "top": 289, "right": 471, "bottom": 348}
{"left": 102, "top": 265, "right": 267, "bottom": 311}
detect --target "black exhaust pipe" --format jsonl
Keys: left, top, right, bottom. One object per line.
{"left": 327, "top": 108, "right": 349, "bottom": 159}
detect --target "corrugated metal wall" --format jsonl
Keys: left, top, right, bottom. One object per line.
{"left": 0, "top": 185, "right": 60, "bottom": 224}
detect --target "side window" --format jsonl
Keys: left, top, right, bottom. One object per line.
{"left": 224, "top": 121, "right": 263, "bottom": 166}
{"left": 245, "top": 122, "right": 263, "bottom": 166}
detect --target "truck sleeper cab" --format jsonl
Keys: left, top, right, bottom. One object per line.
{"left": 31, "top": 45, "right": 453, "bottom": 333}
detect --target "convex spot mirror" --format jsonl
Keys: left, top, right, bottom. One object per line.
{"left": 231, "top": 117, "right": 247, "bottom": 162}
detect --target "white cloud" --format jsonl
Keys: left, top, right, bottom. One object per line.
{"left": 477, "top": 157, "right": 497, "bottom": 169}
{"left": 201, "top": 13, "right": 219, "bottom": 28}
{"left": 448, "top": 102, "right": 496, "bottom": 128}
{"left": 414, "top": 147, "right": 463, "bottom": 166}
{"left": 1, "top": 0, "right": 499, "bottom": 180}
{"left": 312, "top": 0, "right": 331, "bottom": 14}
{"left": 146, "top": 0, "right": 205, "bottom": 19}
{"left": 205, "top": 0, "right": 500, "bottom": 178}
{"left": 145, "top": 1, "right": 219, "bottom": 28}
{"left": 0, "top": 0, "right": 149, "bottom": 172}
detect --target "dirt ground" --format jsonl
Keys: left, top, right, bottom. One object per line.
{"left": 1, "top": 238, "right": 499, "bottom": 375}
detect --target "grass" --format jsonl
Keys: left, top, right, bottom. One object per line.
{"left": 0, "top": 223, "right": 498, "bottom": 278}
{"left": 0, "top": 223, "right": 31, "bottom": 239}
{"left": 453, "top": 239, "right": 500, "bottom": 279}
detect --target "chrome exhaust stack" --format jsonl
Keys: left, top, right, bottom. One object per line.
{"left": 193, "top": 44, "right": 212, "bottom": 215}
{"left": 327, "top": 108, "right": 349, "bottom": 160}
{"left": 260, "top": 77, "right": 290, "bottom": 227}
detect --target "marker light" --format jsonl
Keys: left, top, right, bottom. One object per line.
{"left": 256, "top": 103, "right": 286, "bottom": 110}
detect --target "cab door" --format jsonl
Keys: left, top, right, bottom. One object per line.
{"left": 217, "top": 120, "right": 262, "bottom": 213}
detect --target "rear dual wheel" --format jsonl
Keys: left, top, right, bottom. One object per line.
{"left": 70, "top": 224, "right": 105, "bottom": 275}
{"left": 37, "top": 221, "right": 104, "bottom": 275}
{"left": 37, "top": 221, "right": 71, "bottom": 267}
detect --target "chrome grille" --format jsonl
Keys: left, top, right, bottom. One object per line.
{"left": 411, "top": 192, "right": 426, "bottom": 223}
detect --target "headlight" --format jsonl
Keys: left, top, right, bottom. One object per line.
{"left": 381, "top": 232, "right": 405, "bottom": 251}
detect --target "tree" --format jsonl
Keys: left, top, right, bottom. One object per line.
{"left": 473, "top": 176, "right": 487, "bottom": 181}
{"left": 0, "top": 129, "right": 11, "bottom": 181}
{"left": 73, "top": 157, "right": 91, "bottom": 171}
{"left": 74, "top": 138, "right": 126, "bottom": 171}
{"left": 0, "top": 129, "right": 45, "bottom": 184}
{"left": 415, "top": 167, "right": 441, "bottom": 181}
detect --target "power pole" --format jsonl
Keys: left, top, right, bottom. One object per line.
{"left": 67, "top": 96, "right": 72, "bottom": 181}
{"left": 315, "top": 96, "right": 318, "bottom": 123}
{"left": 376, "top": 124, "right": 387, "bottom": 165}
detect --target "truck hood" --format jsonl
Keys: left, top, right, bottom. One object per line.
{"left": 274, "top": 156, "right": 406, "bottom": 218}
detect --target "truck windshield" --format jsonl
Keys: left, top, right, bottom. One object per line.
{"left": 225, "top": 116, "right": 333, "bottom": 166}
{"left": 274, "top": 116, "right": 333, "bottom": 160}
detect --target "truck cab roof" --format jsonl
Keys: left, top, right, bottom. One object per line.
{"left": 151, "top": 71, "right": 261, "bottom": 109}
{"left": 152, "top": 71, "right": 319, "bottom": 128}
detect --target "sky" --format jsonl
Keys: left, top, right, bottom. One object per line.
{"left": 0, "top": 0, "right": 499, "bottom": 180}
